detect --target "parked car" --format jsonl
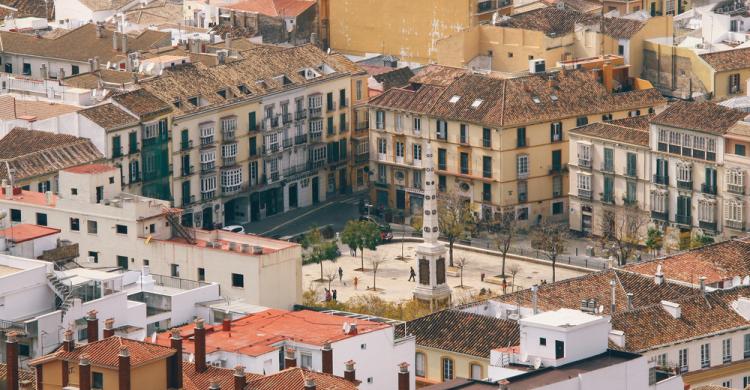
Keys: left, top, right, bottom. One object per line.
{"left": 359, "top": 216, "right": 393, "bottom": 242}
{"left": 222, "top": 225, "right": 245, "bottom": 234}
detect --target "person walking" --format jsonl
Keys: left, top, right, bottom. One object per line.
{"left": 338, "top": 266, "right": 343, "bottom": 282}
{"left": 332, "top": 289, "right": 337, "bottom": 301}
{"left": 353, "top": 276, "right": 359, "bottom": 290}
{"left": 408, "top": 266, "right": 416, "bottom": 282}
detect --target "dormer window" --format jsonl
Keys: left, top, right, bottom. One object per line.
{"left": 532, "top": 96, "right": 541, "bottom": 104}
{"left": 550, "top": 94, "right": 558, "bottom": 102}
{"left": 299, "top": 68, "right": 321, "bottom": 80}
{"left": 449, "top": 95, "right": 461, "bottom": 104}
{"left": 188, "top": 96, "right": 199, "bottom": 106}
{"left": 274, "top": 75, "right": 293, "bottom": 86}
{"left": 471, "top": 99, "right": 483, "bottom": 109}
{"left": 173, "top": 99, "right": 182, "bottom": 108}
{"left": 238, "top": 84, "right": 251, "bottom": 95}
{"left": 256, "top": 79, "right": 268, "bottom": 89}
{"left": 217, "top": 89, "right": 227, "bottom": 99}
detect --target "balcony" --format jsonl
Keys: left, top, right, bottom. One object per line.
{"left": 264, "top": 144, "right": 280, "bottom": 155}
{"left": 222, "top": 130, "right": 235, "bottom": 142}
{"left": 517, "top": 137, "right": 529, "bottom": 148}
{"left": 200, "top": 162, "right": 216, "bottom": 173}
{"left": 728, "top": 183, "right": 745, "bottom": 195}
{"left": 675, "top": 214, "right": 691, "bottom": 226}
{"left": 182, "top": 194, "right": 195, "bottom": 206}
{"left": 699, "top": 220, "right": 717, "bottom": 232}
{"left": 281, "top": 113, "right": 293, "bottom": 125}
{"left": 340, "top": 121, "right": 348, "bottom": 132}
{"left": 181, "top": 165, "right": 194, "bottom": 177}
{"left": 260, "top": 116, "right": 281, "bottom": 131}
{"left": 701, "top": 184, "right": 717, "bottom": 195}
{"left": 295, "top": 110, "right": 308, "bottom": 121}
{"left": 651, "top": 210, "right": 669, "bottom": 221}
{"left": 112, "top": 147, "right": 123, "bottom": 158}
{"left": 578, "top": 159, "right": 592, "bottom": 169}
{"left": 578, "top": 189, "right": 592, "bottom": 200}
{"left": 483, "top": 170, "right": 492, "bottom": 179}
{"left": 625, "top": 167, "right": 637, "bottom": 178}
{"left": 282, "top": 137, "right": 293, "bottom": 149}
{"left": 340, "top": 98, "right": 349, "bottom": 109}
{"left": 269, "top": 171, "right": 280, "bottom": 183}
{"left": 129, "top": 142, "right": 140, "bottom": 154}
{"left": 438, "top": 163, "right": 447, "bottom": 171}
{"left": 283, "top": 161, "right": 314, "bottom": 179}
{"left": 374, "top": 179, "right": 388, "bottom": 188}
{"left": 201, "top": 191, "right": 215, "bottom": 201}
{"left": 518, "top": 193, "right": 528, "bottom": 203}
{"left": 653, "top": 174, "right": 669, "bottom": 186}
{"left": 355, "top": 152, "right": 370, "bottom": 163}
{"left": 677, "top": 180, "right": 693, "bottom": 190}
{"left": 222, "top": 183, "right": 242, "bottom": 194}
{"left": 310, "top": 132, "right": 323, "bottom": 143}
{"left": 295, "top": 134, "right": 308, "bottom": 145}
{"left": 222, "top": 156, "right": 236, "bottom": 166}
{"left": 309, "top": 107, "right": 322, "bottom": 119}
{"left": 355, "top": 121, "right": 369, "bottom": 131}
{"left": 518, "top": 172, "right": 529, "bottom": 180}
{"left": 549, "top": 164, "right": 567, "bottom": 175}
{"left": 181, "top": 140, "right": 193, "bottom": 151}
{"left": 200, "top": 136, "right": 215, "bottom": 147}
{"left": 600, "top": 163, "right": 614, "bottom": 174}
{"left": 601, "top": 192, "right": 615, "bottom": 204}
{"left": 726, "top": 219, "right": 745, "bottom": 230}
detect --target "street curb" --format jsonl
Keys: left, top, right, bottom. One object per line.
{"left": 390, "top": 237, "right": 602, "bottom": 273}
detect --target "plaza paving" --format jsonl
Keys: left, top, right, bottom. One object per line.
{"left": 302, "top": 242, "right": 588, "bottom": 304}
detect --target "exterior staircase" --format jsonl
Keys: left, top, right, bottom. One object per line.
{"left": 164, "top": 207, "right": 196, "bottom": 244}
{"left": 46, "top": 272, "right": 73, "bottom": 314}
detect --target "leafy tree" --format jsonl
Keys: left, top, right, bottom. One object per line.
{"left": 645, "top": 227, "right": 663, "bottom": 256}
{"left": 531, "top": 221, "right": 568, "bottom": 282}
{"left": 599, "top": 205, "right": 649, "bottom": 265}
{"left": 302, "top": 226, "right": 339, "bottom": 281}
{"left": 690, "top": 233, "right": 714, "bottom": 249}
{"left": 490, "top": 210, "right": 518, "bottom": 278}
{"left": 438, "top": 191, "right": 475, "bottom": 267}
{"left": 341, "top": 220, "right": 381, "bottom": 270}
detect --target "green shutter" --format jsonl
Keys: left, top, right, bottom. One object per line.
{"left": 249, "top": 112, "right": 257, "bottom": 131}
{"left": 112, "top": 136, "right": 121, "bottom": 156}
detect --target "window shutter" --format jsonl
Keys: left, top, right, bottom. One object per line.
{"left": 249, "top": 112, "right": 256, "bottom": 131}
{"left": 550, "top": 123, "right": 554, "bottom": 142}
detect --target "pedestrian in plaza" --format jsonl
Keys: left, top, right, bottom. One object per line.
{"left": 408, "top": 266, "right": 416, "bottom": 282}
{"left": 332, "top": 289, "right": 337, "bottom": 301}
{"left": 353, "top": 276, "right": 359, "bottom": 290}
{"left": 338, "top": 266, "right": 343, "bottom": 282}
{"left": 325, "top": 288, "right": 331, "bottom": 302}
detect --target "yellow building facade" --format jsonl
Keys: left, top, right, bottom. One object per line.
{"left": 416, "top": 347, "right": 489, "bottom": 386}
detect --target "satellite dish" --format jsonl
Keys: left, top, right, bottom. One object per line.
{"left": 598, "top": 305, "right": 604, "bottom": 314}
{"left": 151, "top": 332, "right": 157, "bottom": 343}
{"left": 533, "top": 357, "right": 542, "bottom": 369}
{"left": 343, "top": 322, "right": 350, "bottom": 334}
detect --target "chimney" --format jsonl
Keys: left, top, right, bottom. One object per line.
{"left": 45, "top": 191, "right": 53, "bottom": 206}
{"left": 321, "top": 343, "right": 333, "bottom": 374}
{"left": 113, "top": 31, "right": 119, "bottom": 51}
{"left": 344, "top": 360, "right": 356, "bottom": 382}
{"left": 118, "top": 346, "right": 131, "bottom": 390}
{"left": 654, "top": 263, "right": 664, "bottom": 285}
{"left": 225, "top": 33, "right": 232, "bottom": 49}
{"left": 233, "top": 365, "right": 246, "bottom": 390}
{"left": 79, "top": 355, "right": 91, "bottom": 390}
{"left": 19, "top": 380, "right": 33, "bottom": 390}
{"left": 93, "top": 56, "right": 100, "bottom": 70}
{"left": 194, "top": 318, "right": 207, "bottom": 373}
{"left": 284, "top": 348, "right": 296, "bottom": 369}
{"left": 209, "top": 378, "right": 221, "bottom": 389}
{"left": 6, "top": 332, "right": 19, "bottom": 390}
{"left": 168, "top": 329, "right": 183, "bottom": 389}
{"left": 626, "top": 292, "right": 634, "bottom": 310}
{"left": 610, "top": 279, "right": 616, "bottom": 314}
{"left": 304, "top": 378, "right": 316, "bottom": 390}
{"left": 96, "top": 22, "right": 103, "bottom": 38}
{"left": 699, "top": 276, "right": 707, "bottom": 294}
{"left": 86, "top": 310, "right": 99, "bottom": 343}
{"left": 222, "top": 317, "right": 231, "bottom": 332}
{"left": 62, "top": 329, "right": 75, "bottom": 352}
{"left": 34, "top": 366, "right": 42, "bottom": 390}
{"left": 398, "top": 362, "right": 409, "bottom": 390}
{"left": 103, "top": 318, "right": 115, "bottom": 338}
{"left": 602, "top": 61, "right": 614, "bottom": 92}
{"left": 531, "top": 285, "right": 539, "bottom": 315}
{"left": 661, "top": 300, "right": 681, "bottom": 319}
{"left": 608, "top": 329, "right": 625, "bottom": 348}
{"left": 122, "top": 33, "right": 128, "bottom": 54}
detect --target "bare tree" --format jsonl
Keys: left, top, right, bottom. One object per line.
{"left": 368, "top": 256, "right": 388, "bottom": 291}
{"left": 491, "top": 210, "right": 518, "bottom": 279}
{"left": 600, "top": 205, "right": 649, "bottom": 266}
{"left": 531, "top": 221, "right": 568, "bottom": 283}
{"left": 438, "top": 190, "right": 476, "bottom": 267}
{"left": 324, "top": 267, "right": 337, "bottom": 291}
{"left": 507, "top": 262, "right": 521, "bottom": 293}
{"left": 455, "top": 257, "right": 469, "bottom": 288}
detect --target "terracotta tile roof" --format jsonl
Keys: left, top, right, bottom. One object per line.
{"left": 490, "top": 269, "right": 699, "bottom": 315}
{"left": 570, "top": 115, "right": 653, "bottom": 146}
{"left": 112, "top": 88, "right": 172, "bottom": 119}
{"left": 222, "top": 0, "right": 316, "bottom": 17}
{"left": 0, "top": 363, "right": 37, "bottom": 389}
{"left": 0, "top": 128, "right": 104, "bottom": 183}
{"left": 64, "top": 164, "right": 117, "bottom": 174}
{"left": 79, "top": 103, "right": 139, "bottom": 130}
{"left": 611, "top": 287, "right": 750, "bottom": 352}
{"left": 140, "top": 44, "right": 364, "bottom": 115}
{"left": 651, "top": 100, "right": 747, "bottom": 134}
{"left": 156, "top": 309, "right": 390, "bottom": 357}
{"left": 544, "top": 0, "right": 602, "bottom": 13}
{"left": 246, "top": 368, "right": 358, "bottom": 390}
{"left": 63, "top": 69, "right": 144, "bottom": 89}
{"left": 623, "top": 238, "right": 750, "bottom": 285}
{"left": 0, "top": 24, "right": 171, "bottom": 64}
{"left": 373, "top": 67, "right": 415, "bottom": 91}
{"left": 0, "top": 96, "right": 80, "bottom": 121}
{"left": 405, "top": 309, "right": 520, "bottom": 357}
{"left": 182, "top": 361, "right": 263, "bottom": 390}
{"left": 599, "top": 17, "right": 648, "bottom": 39}
{"left": 77, "top": 0, "right": 134, "bottom": 12}
{"left": 498, "top": 7, "right": 598, "bottom": 36}
{"left": 410, "top": 65, "right": 466, "bottom": 87}
{"left": 371, "top": 66, "right": 666, "bottom": 128}
{"left": 29, "top": 336, "right": 175, "bottom": 368}
{"left": 0, "top": 224, "right": 60, "bottom": 243}
{"left": 123, "top": 0, "right": 183, "bottom": 26}
{"left": 700, "top": 47, "right": 750, "bottom": 72}
{"left": 0, "top": 0, "right": 53, "bottom": 19}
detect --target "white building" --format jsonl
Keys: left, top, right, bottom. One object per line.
{"left": 0, "top": 164, "right": 303, "bottom": 309}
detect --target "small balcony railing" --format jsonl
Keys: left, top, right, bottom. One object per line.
{"left": 295, "top": 134, "right": 308, "bottom": 145}
{"left": 726, "top": 219, "right": 745, "bottom": 230}
{"left": 651, "top": 210, "right": 669, "bottom": 221}
{"left": 701, "top": 184, "right": 717, "bottom": 195}
{"left": 295, "top": 110, "right": 308, "bottom": 121}
{"left": 728, "top": 183, "right": 745, "bottom": 195}
{"left": 181, "top": 140, "right": 193, "bottom": 151}
{"left": 699, "top": 220, "right": 717, "bottom": 232}
{"left": 578, "top": 189, "right": 592, "bottom": 200}
{"left": 677, "top": 180, "right": 693, "bottom": 190}
{"left": 653, "top": 174, "right": 669, "bottom": 185}
{"left": 181, "top": 165, "right": 194, "bottom": 177}
{"left": 578, "top": 159, "right": 591, "bottom": 169}
{"left": 200, "top": 162, "right": 216, "bottom": 173}
{"left": 675, "top": 214, "right": 691, "bottom": 225}
{"left": 222, "top": 156, "right": 236, "bottom": 166}
{"left": 309, "top": 107, "right": 322, "bottom": 119}
{"left": 282, "top": 138, "right": 293, "bottom": 149}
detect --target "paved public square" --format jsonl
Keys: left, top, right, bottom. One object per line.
{"left": 302, "top": 242, "right": 588, "bottom": 304}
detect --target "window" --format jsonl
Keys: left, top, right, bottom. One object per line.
{"left": 603, "top": 176, "right": 614, "bottom": 203}
{"left": 413, "top": 117, "right": 422, "bottom": 132}
{"left": 460, "top": 124, "right": 468, "bottom": 144}
{"left": 517, "top": 207, "right": 529, "bottom": 220}
{"left": 483, "top": 156, "right": 492, "bottom": 178}
{"left": 442, "top": 358, "right": 454, "bottom": 381}
{"left": 483, "top": 128, "right": 491, "bottom": 147}
{"left": 70, "top": 218, "right": 80, "bottom": 231}
{"left": 415, "top": 353, "right": 425, "bottom": 377}
{"left": 197, "top": 267, "right": 205, "bottom": 281}
{"left": 326, "top": 92, "right": 334, "bottom": 111}
{"left": 436, "top": 120, "right": 448, "bottom": 140}
{"left": 602, "top": 113, "right": 613, "bottom": 121}
{"left": 577, "top": 173, "right": 591, "bottom": 195}
{"left": 232, "top": 273, "right": 244, "bottom": 288}
{"left": 518, "top": 181, "right": 528, "bottom": 203}
{"left": 88, "top": 251, "right": 98, "bottom": 263}
{"left": 700, "top": 343, "right": 710, "bottom": 368}
{"left": 112, "top": 135, "right": 122, "bottom": 157}
{"left": 170, "top": 263, "right": 180, "bottom": 277}
{"left": 744, "top": 375, "right": 750, "bottom": 388}
{"left": 517, "top": 154, "right": 528, "bottom": 177}
{"left": 470, "top": 363, "right": 482, "bottom": 380}
{"left": 92, "top": 372, "right": 103, "bottom": 389}
{"left": 576, "top": 116, "right": 588, "bottom": 127}
{"left": 438, "top": 175, "right": 446, "bottom": 192}
{"left": 626, "top": 153, "right": 637, "bottom": 177}
{"left": 517, "top": 127, "right": 527, "bottom": 147}
{"left": 550, "top": 122, "right": 563, "bottom": 142}
{"left": 603, "top": 148, "right": 614, "bottom": 172}
{"left": 38, "top": 181, "right": 50, "bottom": 193}
{"left": 551, "top": 150, "right": 562, "bottom": 171}
{"left": 539, "top": 337, "right": 547, "bottom": 346}
{"left": 730, "top": 73, "right": 741, "bottom": 94}
{"left": 626, "top": 181, "right": 636, "bottom": 204}
{"left": 722, "top": 380, "right": 732, "bottom": 388}
{"left": 116, "top": 224, "right": 128, "bottom": 235}
{"left": 413, "top": 170, "right": 422, "bottom": 190}
{"left": 553, "top": 175, "right": 562, "bottom": 197}
{"left": 117, "top": 255, "right": 128, "bottom": 270}
{"left": 678, "top": 348, "right": 688, "bottom": 373}
{"left": 618, "top": 44, "right": 624, "bottom": 56}
{"left": 396, "top": 141, "right": 405, "bottom": 158}
{"left": 22, "top": 63, "right": 31, "bottom": 75}
{"left": 483, "top": 183, "right": 491, "bottom": 202}
{"left": 356, "top": 80, "right": 363, "bottom": 100}
{"left": 460, "top": 152, "right": 469, "bottom": 174}
{"left": 745, "top": 334, "right": 750, "bottom": 359}
{"left": 10, "top": 209, "right": 20, "bottom": 222}
{"left": 88, "top": 220, "right": 98, "bottom": 234}
{"left": 36, "top": 213, "right": 47, "bottom": 226}
{"left": 507, "top": 52, "right": 513, "bottom": 58}
{"left": 378, "top": 138, "right": 387, "bottom": 155}
{"left": 555, "top": 340, "right": 564, "bottom": 359}
{"left": 438, "top": 149, "right": 447, "bottom": 171}
{"left": 375, "top": 111, "right": 385, "bottom": 129}
{"left": 655, "top": 353, "right": 667, "bottom": 368}
{"left": 413, "top": 144, "right": 422, "bottom": 161}
{"left": 301, "top": 353, "right": 312, "bottom": 369}
{"left": 552, "top": 201, "right": 564, "bottom": 215}
{"left": 723, "top": 338, "right": 732, "bottom": 363}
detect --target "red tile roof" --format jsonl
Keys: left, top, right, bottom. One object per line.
{"left": 63, "top": 164, "right": 117, "bottom": 174}
{"left": 157, "top": 310, "right": 390, "bottom": 357}
{"left": 182, "top": 361, "right": 263, "bottom": 390}
{"left": 222, "top": 0, "right": 315, "bottom": 17}
{"left": 247, "top": 367, "right": 358, "bottom": 390}
{"left": 651, "top": 100, "right": 747, "bottom": 134}
{"left": 0, "top": 224, "right": 60, "bottom": 243}
{"left": 29, "top": 337, "right": 175, "bottom": 368}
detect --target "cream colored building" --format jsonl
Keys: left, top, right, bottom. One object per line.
{"left": 0, "top": 165, "right": 302, "bottom": 309}
{"left": 366, "top": 64, "right": 665, "bottom": 223}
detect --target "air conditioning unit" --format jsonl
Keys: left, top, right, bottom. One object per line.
{"left": 529, "top": 59, "right": 546, "bottom": 74}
